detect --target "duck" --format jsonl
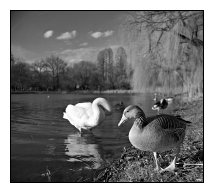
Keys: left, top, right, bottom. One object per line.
{"left": 118, "top": 105, "right": 191, "bottom": 173}
{"left": 114, "top": 101, "right": 125, "bottom": 112}
{"left": 63, "top": 97, "right": 112, "bottom": 132}
{"left": 153, "top": 93, "right": 157, "bottom": 101}
{"left": 152, "top": 97, "right": 173, "bottom": 114}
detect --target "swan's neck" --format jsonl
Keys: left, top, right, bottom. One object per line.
{"left": 92, "top": 98, "right": 111, "bottom": 113}
{"left": 91, "top": 98, "right": 111, "bottom": 124}
{"left": 92, "top": 101, "right": 101, "bottom": 119}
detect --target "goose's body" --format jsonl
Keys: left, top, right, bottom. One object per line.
{"left": 118, "top": 105, "right": 191, "bottom": 172}
{"left": 152, "top": 97, "right": 173, "bottom": 114}
{"left": 63, "top": 98, "right": 111, "bottom": 132}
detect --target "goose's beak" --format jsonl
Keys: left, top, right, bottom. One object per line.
{"left": 118, "top": 114, "right": 128, "bottom": 127}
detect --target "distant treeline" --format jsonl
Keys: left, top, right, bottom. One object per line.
{"left": 11, "top": 47, "right": 132, "bottom": 92}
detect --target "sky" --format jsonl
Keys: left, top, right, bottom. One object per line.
{"left": 11, "top": 11, "right": 128, "bottom": 64}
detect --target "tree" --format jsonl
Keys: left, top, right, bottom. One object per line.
{"left": 31, "top": 60, "right": 52, "bottom": 91}
{"left": 115, "top": 47, "right": 129, "bottom": 88}
{"left": 72, "top": 61, "right": 98, "bottom": 90}
{"left": 97, "top": 48, "right": 114, "bottom": 89}
{"left": 43, "top": 55, "right": 67, "bottom": 90}
{"left": 122, "top": 11, "right": 203, "bottom": 97}
{"left": 60, "top": 66, "right": 75, "bottom": 91}
{"left": 97, "top": 49, "right": 105, "bottom": 86}
{"left": 11, "top": 61, "right": 32, "bottom": 91}
{"left": 11, "top": 53, "right": 15, "bottom": 66}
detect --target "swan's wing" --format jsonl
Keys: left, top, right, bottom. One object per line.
{"left": 64, "top": 104, "right": 89, "bottom": 126}
{"left": 75, "top": 102, "right": 94, "bottom": 117}
{"left": 75, "top": 102, "right": 92, "bottom": 109}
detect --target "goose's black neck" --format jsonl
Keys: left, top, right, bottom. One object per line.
{"left": 135, "top": 111, "right": 148, "bottom": 127}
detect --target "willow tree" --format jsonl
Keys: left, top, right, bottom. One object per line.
{"left": 121, "top": 11, "right": 203, "bottom": 98}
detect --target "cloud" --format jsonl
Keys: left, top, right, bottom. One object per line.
{"left": 90, "top": 30, "right": 114, "bottom": 39}
{"left": 56, "top": 30, "right": 77, "bottom": 40}
{"left": 79, "top": 42, "right": 88, "bottom": 46}
{"left": 11, "top": 44, "right": 40, "bottom": 63}
{"left": 104, "top": 30, "right": 114, "bottom": 37}
{"left": 60, "top": 47, "right": 99, "bottom": 64}
{"left": 91, "top": 32, "right": 103, "bottom": 39}
{"left": 60, "top": 45, "right": 120, "bottom": 65}
{"left": 44, "top": 30, "right": 54, "bottom": 38}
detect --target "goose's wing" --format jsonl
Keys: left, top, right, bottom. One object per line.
{"left": 147, "top": 115, "right": 187, "bottom": 142}
{"left": 147, "top": 114, "right": 188, "bottom": 130}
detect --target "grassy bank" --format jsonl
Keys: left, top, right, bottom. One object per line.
{"left": 94, "top": 98, "right": 203, "bottom": 182}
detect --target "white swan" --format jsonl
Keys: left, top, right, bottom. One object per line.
{"left": 63, "top": 97, "right": 112, "bottom": 132}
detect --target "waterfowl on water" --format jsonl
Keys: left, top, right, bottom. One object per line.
{"left": 114, "top": 101, "right": 125, "bottom": 111}
{"left": 153, "top": 93, "right": 157, "bottom": 101}
{"left": 152, "top": 97, "right": 173, "bottom": 114}
{"left": 118, "top": 105, "right": 191, "bottom": 173}
{"left": 63, "top": 97, "right": 112, "bottom": 132}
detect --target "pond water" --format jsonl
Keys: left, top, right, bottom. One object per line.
{"left": 11, "top": 93, "right": 174, "bottom": 182}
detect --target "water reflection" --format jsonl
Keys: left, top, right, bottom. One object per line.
{"left": 64, "top": 133, "right": 102, "bottom": 169}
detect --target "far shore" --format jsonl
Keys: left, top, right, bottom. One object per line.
{"left": 11, "top": 90, "right": 200, "bottom": 103}
{"left": 11, "top": 89, "right": 190, "bottom": 96}
{"left": 11, "top": 90, "right": 134, "bottom": 94}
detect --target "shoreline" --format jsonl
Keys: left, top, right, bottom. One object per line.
{"left": 94, "top": 98, "right": 203, "bottom": 182}
{"left": 11, "top": 89, "right": 190, "bottom": 96}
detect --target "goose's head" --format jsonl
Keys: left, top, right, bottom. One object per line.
{"left": 118, "top": 105, "right": 145, "bottom": 126}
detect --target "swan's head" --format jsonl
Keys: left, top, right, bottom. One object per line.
{"left": 118, "top": 105, "right": 145, "bottom": 126}
{"left": 94, "top": 97, "right": 112, "bottom": 113}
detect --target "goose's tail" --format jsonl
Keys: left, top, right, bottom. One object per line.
{"left": 175, "top": 115, "right": 192, "bottom": 125}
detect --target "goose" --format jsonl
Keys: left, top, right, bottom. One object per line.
{"left": 118, "top": 105, "right": 191, "bottom": 173}
{"left": 152, "top": 97, "right": 173, "bottom": 114}
{"left": 63, "top": 97, "right": 112, "bottom": 132}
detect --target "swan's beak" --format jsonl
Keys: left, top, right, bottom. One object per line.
{"left": 118, "top": 114, "right": 128, "bottom": 127}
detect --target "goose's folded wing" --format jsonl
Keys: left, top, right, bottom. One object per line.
{"left": 147, "top": 115, "right": 186, "bottom": 142}
{"left": 147, "top": 115, "right": 187, "bottom": 130}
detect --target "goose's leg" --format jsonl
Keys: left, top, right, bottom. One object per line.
{"left": 153, "top": 152, "right": 161, "bottom": 171}
{"left": 160, "top": 146, "right": 180, "bottom": 173}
